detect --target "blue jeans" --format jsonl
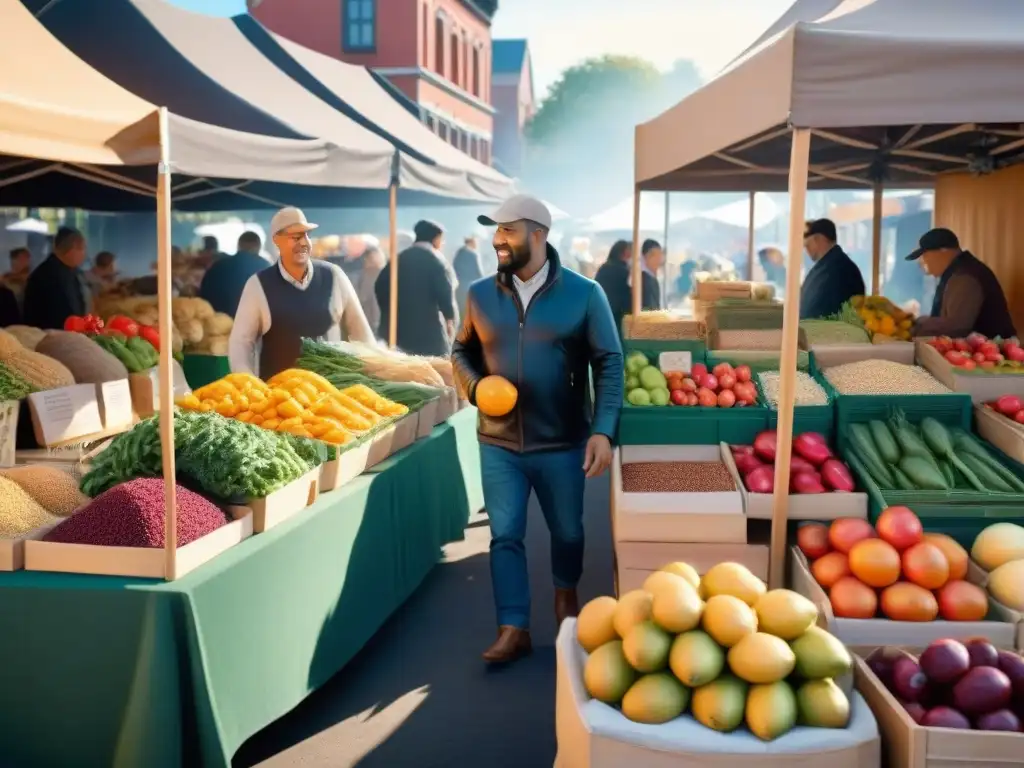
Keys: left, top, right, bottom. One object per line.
{"left": 480, "top": 443, "right": 587, "bottom": 630}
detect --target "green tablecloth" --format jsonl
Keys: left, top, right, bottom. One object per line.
{"left": 0, "top": 408, "right": 482, "bottom": 768}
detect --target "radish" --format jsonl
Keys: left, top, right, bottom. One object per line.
{"left": 995, "top": 395, "right": 1023, "bottom": 417}
{"left": 821, "top": 458, "right": 855, "bottom": 492}
{"left": 753, "top": 430, "right": 778, "bottom": 462}
{"left": 793, "top": 433, "right": 833, "bottom": 466}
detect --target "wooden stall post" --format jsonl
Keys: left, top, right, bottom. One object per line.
{"left": 156, "top": 107, "right": 178, "bottom": 580}
{"left": 747, "top": 190, "right": 756, "bottom": 280}
{"left": 630, "top": 188, "right": 642, "bottom": 317}
{"left": 662, "top": 191, "right": 670, "bottom": 307}
{"left": 387, "top": 180, "right": 398, "bottom": 348}
{"left": 871, "top": 181, "right": 883, "bottom": 294}
{"left": 768, "top": 128, "right": 811, "bottom": 589}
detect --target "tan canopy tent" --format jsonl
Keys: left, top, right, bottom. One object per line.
{"left": 630, "top": 0, "right": 1024, "bottom": 587}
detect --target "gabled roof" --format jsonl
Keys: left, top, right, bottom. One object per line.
{"left": 492, "top": 39, "right": 527, "bottom": 75}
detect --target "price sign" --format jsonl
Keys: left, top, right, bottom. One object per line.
{"left": 28, "top": 384, "right": 103, "bottom": 446}
{"left": 658, "top": 351, "right": 693, "bottom": 374}
{"left": 100, "top": 379, "right": 134, "bottom": 429}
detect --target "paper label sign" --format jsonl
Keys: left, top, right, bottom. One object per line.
{"left": 659, "top": 351, "right": 693, "bottom": 374}
{"left": 100, "top": 379, "right": 134, "bottom": 429}
{"left": 28, "top": 385, "right": 103, "bottom": 446}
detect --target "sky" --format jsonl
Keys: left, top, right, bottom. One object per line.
{"left": 169, "top": 0, "right": 794, "bottom": 96}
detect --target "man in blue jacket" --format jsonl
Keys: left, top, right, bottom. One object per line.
{"left": 800, "top": 218, "right": 865, "bottom": 319}
{"left": 453, "top": 194, "right": 623, "bottom": 664}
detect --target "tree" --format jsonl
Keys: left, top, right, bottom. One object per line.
{"left": 522, "top": 56, "right": 703, "bottom": 215}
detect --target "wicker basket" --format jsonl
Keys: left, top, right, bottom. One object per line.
{"left": 0, "top": 400, "right": 18, "bottom": 468}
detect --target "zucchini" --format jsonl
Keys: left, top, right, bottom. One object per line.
{"left": 898, "top": 455, "right": 950, "bottom": 491}
{"left": 919, "top": 417, "right": 985, "bottom": 491}
{"left": 848, "top": 444, "right": 890, "bottom": 489}
{"left": 959, "top": 453, "right": 1014, "bottom": 492}
{"left": 847, "top": 424, "right": 894, "bottom": 486}
{"left": 938, "top": 459, "right": 955, "bottom": 488}
{"left": 950, "top": 430, "right": 1024, "bottom": 492}
{"left": 868, "top": 420, "right": 901, "bottom": 465}
{"left": 890, "top": 466, "right": 917, "bottom": 491}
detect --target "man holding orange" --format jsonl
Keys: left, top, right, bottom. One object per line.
{"left": 452, "top": 194, "right": 623, "bottom": 664}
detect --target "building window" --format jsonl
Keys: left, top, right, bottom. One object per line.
{"left": 470, "top": 46, "right": 479, "bottom": 96}
{"left": 421, "top": 5, "right": 429, "bottom": 67}
{"left": 343, "top": 0, "right": 376, "bottom": 52}
{"left": 434, "top": 13, "right": 445, "bottom": 75}
{"left": 450, "top": 31, "right": 461, "bottom": 87}
{"left": 450, "top": 127, "right": 459, "bottom": 148}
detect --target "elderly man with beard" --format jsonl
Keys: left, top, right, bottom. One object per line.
{"left": 229, "top": 207, "right": 375, "bottom": 378}
{"left": 452, "top": 194, "right": 623, "bottom": 665}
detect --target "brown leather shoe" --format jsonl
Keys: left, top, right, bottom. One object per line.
{"left": 482, "top": 626, "right": 532, "bottom": 664}
{"left": 555, "top": 587, "right": 579, "bottom": 626}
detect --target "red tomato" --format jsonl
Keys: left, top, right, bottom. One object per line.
{"left": 691, "top": 363, "right": 708, "bottom": 379}
{"left": 680, "top": 378, "right": 697, "bottom": 393}
{"left": 830, "top": 577, "right": 879, "bottom": 619}
{"left": 712, "top": 362, "right": 734, "bottom": 379}
{"left": 922, "top": 533, "right": 969, "bottom": 581}
{"left": 108, "top": 315, "right": 140, "bottom": 337}
{"left": 717, "top": 389, "right": 736, "bottom": 408}
{"left": 936, "top": 580, "right": 989, "bottom": 621}
{"left": 797, "top": 523, "right": 830, "bottom": 560}
{"left": 734, "top": 365, "right": 752, "bottom": 383}
{"left": 686, "top": 393, "right": 699, "bottom": 406}
{"left": 138, "top": 325, "right": 160, "bottom": 351}
{"left": 880, "top": 582, "right": 938, "bottom": 622}
{"left": 875, "top": 506, "right": 923, "bottom": 551}
{"left": 703, "top": 374, "right": 719, "bottom": 392}
{"left": 697, "top": 387, "right": 717, "bottom": 407}
{"left": 63, "top": 316, "right": 88, "bottom": 332}
{"left": 902, "top": 541, "right": 950, "bottom": 590}
{"left": 1016, "top": 411, "right": 1024, "bottom": 424}
{"left": 828, "top": 517, "right": 876, "bottom": 554}
{"left": 670, "top": 389, "right": 687, "bottom": 406}
{"left": 718, "top": 373, "right": 737, "bottom": 390}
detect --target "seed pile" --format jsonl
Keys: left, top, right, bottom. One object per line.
{"left": 0, "top": 465, "right": 88, "bottom": 516}
{"left": 823, "top": 360, "right": 950, "bottom": 395}
{"left": 758, "top": 370, "right": 829, "bottom": 408}
{"left": 0, "top": 476, "right": 62, "bottom": 538}
{"left": 622, "top": 461, "right": 735, "bottom": 493}
{"left": 45, "top": 477, "right": 227, "bottom": 548}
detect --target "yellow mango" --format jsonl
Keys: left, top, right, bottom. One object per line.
{"left": 270, "top": 388, "right": 292, "bottom": 404}
{"left": 250, "top": 414, "right": 264, "bottom": 425}
{"left": 277, "top": 416, "right": 303, "bottom": 430}
{"left": 236, "top": 411, "right": 253, "bottom": 423}
{"left": 261, "top": 418, "right": 281, "bottom": 430}
{"left": 198, "top": 401, "right": 215, "bottom": 413}
{"left": 322, "top": 428, "right": 351, "bottom": 444}
{"left": 248, "top": 398, "right": 270, "bottom": 414}
{"left": 262, "top": 407, "right": 278, "bottom": 421}
{"left": 293, "top": 389, "right": 312, "bottom": 408}
{"left": 277, "top": 398, "right": 303, "bottom": 419}
{"left": 308, "top": 421, "right": 331, "bottom": 437}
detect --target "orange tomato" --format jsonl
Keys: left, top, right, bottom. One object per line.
{"left": 811, "top": 551, "right": 851, "bottom": 589}
{"left": 848, "top": 538, "right": 902, "bottom": 588}
{"left": 902, "top": 542, "right": 950, "bottom": 590}
{"left": 936, "top": 580, "right": 989, "bottom": 621}
{"left": 922, "top": 533, "right": 969, "bottom": 581}
{"left": 880, "top": 582, "right": 939, "bottom": 622}
{"left": 830, "top": 577, "right": 878, "bottom": 619}
{"left": 797, "top": 523, "right": 830, "bottom": 561}
{"left": 875, "top": 506, "right": 923, "bottom": 551}
{"left": 476, "top": 375, "right": 518, "bottom": 417}
{"left": 828, "top": 517, "right": 876, "bottom": 554}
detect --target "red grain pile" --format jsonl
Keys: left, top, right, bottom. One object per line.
{"left": 44, "top": 478, "right": 227, "bottom": 548}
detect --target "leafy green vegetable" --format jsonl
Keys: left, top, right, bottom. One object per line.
{"left": 0, "top": 360, "right": 34, "bottom": 400}
{"left": 80, "top": 409, "right": 325, "bottom": 500}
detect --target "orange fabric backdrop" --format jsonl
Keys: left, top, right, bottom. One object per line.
{"left": 934, "top": 165, "right": 1024, "bottom": 334}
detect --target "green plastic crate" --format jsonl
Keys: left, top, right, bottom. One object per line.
{"left": 755, "top": 366, "right": 835, "bottom": 441}
{"left": 624, "top": 340, "right": 706, "bottom": 370}
{"left": 182, "top": 354, "right": 230, "bottom": 389}
{"left": 826, "top": 386, "right": 973, "bottom": 451}
{"left": 618, "top": 404, "right": 769, "bottom": 445}
{"left": 705, "top": 350, "right": 811, "bottom": 374}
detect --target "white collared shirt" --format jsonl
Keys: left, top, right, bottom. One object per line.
{"left": 513, "top": 260, "right": 550, "bottom": 311}
{"left": 228, "top": 259, "right": 375, "bottom": 375}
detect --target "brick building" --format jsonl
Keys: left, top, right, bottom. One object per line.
{"left": 490, "top": 39, "right": 533, "bottom": 176}
{"left": 248, "top": 0, "right": 499, "bottom": 165}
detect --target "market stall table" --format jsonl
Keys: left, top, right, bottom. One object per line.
{"left": 0, "top": 409, "right": 481, "bottom": 768}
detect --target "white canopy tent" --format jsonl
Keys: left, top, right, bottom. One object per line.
{"left": 630, "top": 0, "right": 1024, "bottom": 588}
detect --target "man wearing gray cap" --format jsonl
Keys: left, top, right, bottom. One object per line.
{"left": 229, "top": 206, "right": 375, "bottom": 378}
{"left": 452, "top": 193, "right": 623, "bottom": 664}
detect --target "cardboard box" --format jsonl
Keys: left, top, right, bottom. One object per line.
{"left": 416, "top": 398, "right": 440, "bottom": 439}
{"left": 916, "top": 341, "right": 1024, "bottom": 403}
{"left": 854, "top": 654, "right": 1024, "bottom": 768}
{"left": 813, "top": 342, "right": 915, "bottom": 369}
{"left": 789, "top": 547, "right": 1017, "bottom": 648}
{"left": 613, "top": 445, "right": 745, "bottom": 545}
{"left": 25, "top": 508, "right": 253, "bottom": 579}
{"left": 721, "top": 443, "right": 869, "bottom": 520}
{"left": 365, "top": 424, "right": 397, "bottom": 469}
{"left": 247, "top": 469, "right": 319, "bottom": 533}
{"left": 554, "top": 619, "right": 881, "bottom": 768}
{"left": 390, "top": 412, "right": 418, "bottom": 453}
{"left": 975, "top": 404, "right": 1024, "bottom": 464}
{"left": 616, "top": 540, "right": 769, "bottom": 593}
{"left": 319, "top": 440, "right": 372, "bottom": 493}
{"left": 0, "top": 521, "right": 59, "bottom": 571}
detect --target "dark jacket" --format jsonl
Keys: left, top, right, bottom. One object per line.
{"left": 451, "top": 245, "right": 623, "bottom": 453}
{"left": 799, "top": 245, "right": 865, "bottom": 320}
{"left": 641, "top": 270, "right": 661, "bottom": 311}
{"left": 0, "top": 285, "right": 19, "bottom": 327}
{"left": 918, "top": 251, "right": 1015, "bottom": 339}
{"left": 594, "top": 256, "right": 631, "bottom": 337}
{"left": 376, "top": 244, "right": 457, "bottom": 356}
{"left": 199, "top": 251, "right": 267, "bottom": 317}
{"left": 453, "top": 245, "right": 484, "bottom": 316}
{"left": 24, "top": 253, "right": 89, "bottom": 330}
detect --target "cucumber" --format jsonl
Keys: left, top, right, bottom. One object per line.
{"left": 847, "top": 424, "right": 894, "bottom": 486}
{"left": 959, "top": 453, "right": 1014, "bottom": 493}
{"left": 938, "top": 459, "right": 955, "bottom": 488}
{"left": 920, "top": 417, "right": 985, "bottom": 492}
{"left": 898, "top": 455, "right": 950, "bottom": 491}
{"left": 950, "top": 430, "right": 1024, "bottom": 492}
{"left": 868, "top": 420, "right": 901, "bottom": 464}
{"left": 847, "top": 445, "right": 891, "bottom": 489}
{"left": 890, "top": 466, "right": 917, "bottom": 491}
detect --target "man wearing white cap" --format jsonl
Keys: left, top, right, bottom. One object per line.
{"left": 229, "top": 206, "right": 375, "bottom": 378}
{"left": 452, "top": 193, "right": 623, "bottom": 664}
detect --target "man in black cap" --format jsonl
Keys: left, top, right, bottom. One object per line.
{"left": 907, "top": 227, "right": 1015, "bottom": 339}
{"left": 800, "top": 218, "right": 865, "bottom": 319}
{"left": 375, "top": 219, "right": 458, "bottom": 355}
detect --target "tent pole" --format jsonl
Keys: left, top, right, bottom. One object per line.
{"left": 156, "top": 107, "right": 178, "bottom": 581}
{"left": 746, "top": 190, "right": 756, "bottom": 280}
{"left": 662, "top": 192, "right": 670, "bottom": 307}
{"left": 387, "top": 181, "right": 398, "bottom": 348}
{"left": 769, "top": 128, "right": 811, "bottom": 590}
{"left": 871, "top": 181, "right": 883, "bottom": 294}
{"left": 631, "top": 188, "right": 642, "bottom": 317}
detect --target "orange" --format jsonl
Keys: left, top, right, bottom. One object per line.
{"left": 902, "top": 542, "right": 950, "bottom": 590}
{"left": 880, "top": 582, "right": 939, "bottom": 622}
{"left": 829, "top": 577, "right": 878, "bottom": 619}
{"left": 476, "top": 375, "right": 518, "bottom": 417}
{"left": 922, "top": 533, "right": 969, "bottom": 581}
{"left": 811, "top": 551, "right": 851, "bottom": 589}
{"left": 848, "top": 538, "right": 901, "bottom": 588}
